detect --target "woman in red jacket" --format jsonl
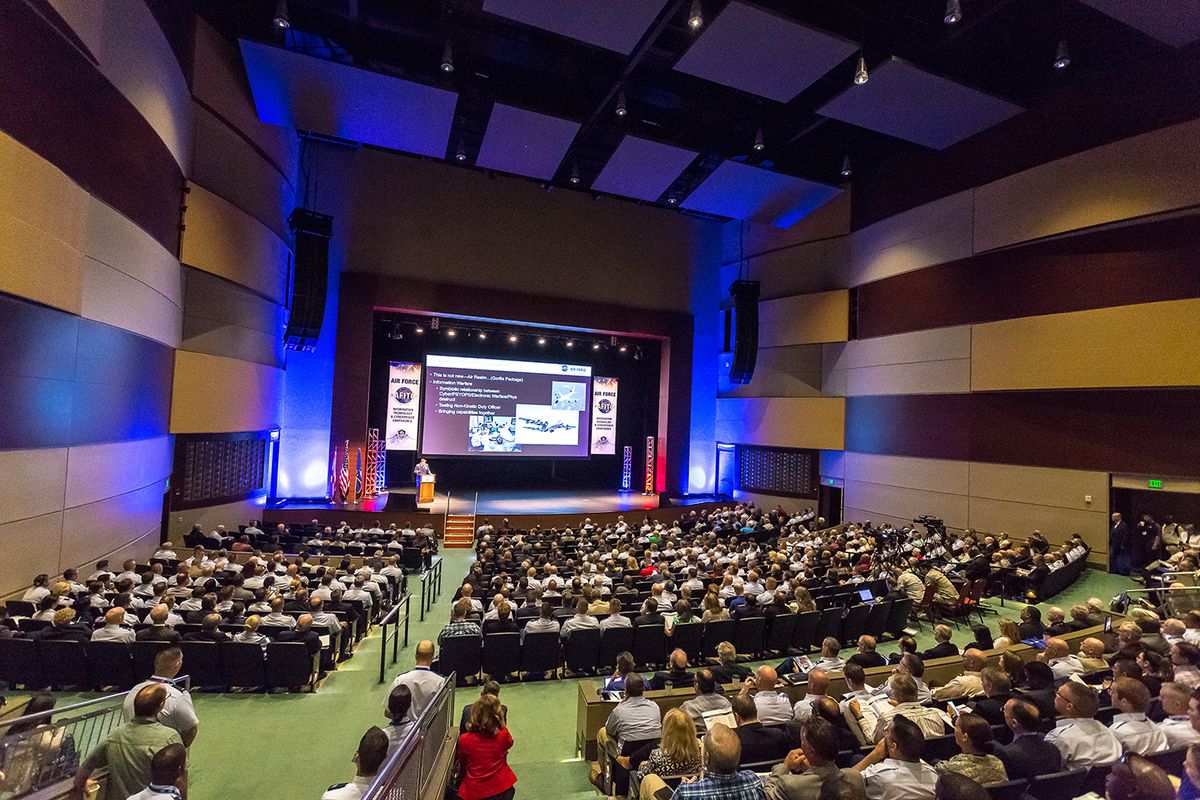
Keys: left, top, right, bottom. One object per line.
{"left": 456, "top": 694, "right": 517, "bottom": 800}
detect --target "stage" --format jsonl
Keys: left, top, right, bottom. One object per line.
{"left": 266, "top": 489, "right": 726, "bottom": 532}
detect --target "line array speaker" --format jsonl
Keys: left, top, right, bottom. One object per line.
{"left": 728, "top": 279, "right": 760, "bottom": 384}
{"left": 283, "top": 209, "right": 333, "bottom": 352}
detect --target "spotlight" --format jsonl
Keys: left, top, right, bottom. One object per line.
{"left": 455, "top": 141, "right": 467, "bottom": 162}
{"left": 447, "top": 329, "right": 457, "bottom": 337}
{"left": 841, "top": 155, "right": 852, "bottom": 178}
{"left": 615, "top": 91, "right": 628, "bottom": 117}
{"left": 569, "top": 163, "right": 581, "bottom": 184}
{"left": 667, "top": 196, "right": 677, "bottom": 205}
{"left": 441, "top": 41, "right": 454, "bottom": 73}
{"left": 854, "top": 54, "right": 869, "bottom": 86}
{"left": 944, "top": 0, "right": 962, "bottom": 25}
{"left": 273, "top": 0, "right": 290, "bottom": 29}
{"left": 753, "top": 127, "right": 765, "bottom": 152}
{"left": 537, "top": 337, "right": 546, "bottom": 345}
{"left": 566, "top": 340, "right": 575, "bottom": 348}
{"left": 415, "top": 326, "right": 425, "bottom": 334}
{"left": 619, "top": 345, "right": 628, "bottom": 353}
{"left": 477, "top": 332, "right": 487, "bottom": 340}
{"left": 592, "top": 342, "right": 601, "bottom": 350}
{"left": 688, "top": 0, "right": 703, "bottom": 31}
{"left": 508, "top": 334, "right": 518, "bottom": 343}
{"left": 1053, "top": 39, "right": 1071, "bottom": 70}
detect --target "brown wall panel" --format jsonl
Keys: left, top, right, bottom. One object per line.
{"left": 856, "top": 214, "right": 1200, "bottom": 339}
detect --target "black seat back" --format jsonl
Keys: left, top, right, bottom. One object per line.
{"left": 131, "top": 640, "right": 169, "bottom": 683}
{"left": 1027, "top": 767, "right": 1088, "bottom": 800}
{"left": 765, "top": 613, "right": 796, "bottom": 654}
{"left": 87, "top": 641, "right": 134, "bottom": 690}
{"left": 632, "top": 624, "right": 667, "bottom": 669}
{"left": 863, "top": 601, "right": 891, "bottom": 639}
{"left": 1144, "top": 746, "right": 1186, "bottom": 775}
{"left": 733, "top": 616, "right": 766, "bottom": 658}
{"left": 0, "top": 638, "right": 42, "bottom": 689}
{"left": 597, "top": 626, "right": 634, "bottom": 671}
{"left": 791, "top": 611, "right": 820, "bottom": 653}
{"left": 886, "top": 598, "right": 913, "bottom": 638}
{"left": 267, "top": 641, "right": 317, "bottom": 690}
{"left": 220, "top": 641, "right": 267, "bottom": 688}
{"left": 481, "top": 632, "right": 520, "bottom": 680}
{"left": 180, "top": 640, "right": 223, "bottom": 687}
{"left": 438, "top": 635, "right": 482, "bottom": 685}
{"left": 841, "top": 604, "right": 870, "bottom": 647}
{"left": 670, "top": 622, "right": 704, "bottom": 664}
{"left": 519, "top": 631, "right": 561, "bottom": 676}
{"left": 815, "top": 607, "right": 843, "bottom": 645}
{"left": 985, "top": 779, "right": 1028, "bottom": 800}
{"left": 5, "top": 600, "right": 35, "bottom": 617}
{"left": 38, "top": 640, "right": 89, "bottom": 689}
{"left": 700, "top": 619, "right": 734, "bottom": 659}
{"left": 564, "top": 628, "right": 602, "bottom": 675}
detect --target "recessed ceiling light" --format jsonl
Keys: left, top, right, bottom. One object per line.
{"left": 441, "top": 41, "right": 454, "bottom": 73}
{"left": 841, "top": 155, "right": 852, "bottom": 178}
{"left": 273, "top": 0, "right": 290, "bottom": 29}
{"left": 854, "top": 54, "right": 869, "bottom": 86}
{"left": 619, "top": 345, "right": 627, "bottom": 353}
{"left": 566, "top": 340, "right": 575, "bottom": 348}
{"left": 753, "top": 127, "right": 765, "bottom": 151}
{"left": 478, "top": 332, "right": 487, "bottom": 340}
{"left": 944, "top": 0, "right": 962, "bottom": 25}
{"left": 447, "top": 329, "right": 456, "bottom": 337}
{"left": 592, "top": 342, "right": 601, "bottom": 350}
{"left": 508, "top": 334, "right": 518, "bottom": 343}
{"left": 615, "top": 91, "right": 628, "bottom": 117}
{"left": 537, "top": 337, "right": 546, "bottom": 345}
{"left": 415, "top": 327, "right": 424, "bottom": 334}
{"left": 1053, "top": 39, "right": 1071, "bottom": 70}
{"left": 455, "top": 141, "right": 466, "bottom": 162}
{"left": 688, "top": 0, "right": 703, "bottom": 31}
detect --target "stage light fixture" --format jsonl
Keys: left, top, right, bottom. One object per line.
{"left": 447, "top": 329, "right": 457, "bottom": 337}
{"left": 273, "top": 0, "right": 290, "bottom": 29}
{"left": 566, "top": 340, "right": 575, "bottom": 348}
{"left": 477, "top": 331, "right": 487, "bottom": 340}
{"left": 592, "top": 342, "right": 601, "bottom": 350}
{"left": 753, "top": 127, "right": 765, "bottom": 151}
{"left": 430, "top": 317, "right": 440, "bottom": 330}
{"left": 666, "top": 196, "right": 677, "bottom": 205}
{"left": 615, "top": 91, "right": 628, "bottom": 117}
{"left": 537, "top": 336, "right": 546, "bottom": 345}
{"left": 854, "top": 54, "right": 869, "bottom": 85}
{"left": 415, "top": 326, "right": 424, "bottom": 334}
{"left": 688, "top": 0, "right": 703, "bottom": 30}
{"left": 944, "top": 0, "right": 962, "bottom": 25}
{"left": 455, "top": 141, "right": 467, "bottom": 162}
{"left": 1053, "top": 39, "right": 1071, "bottom": 69}
{"left": 569, "top": 163, "right": 581, "bottom": 184}
{"left": 619, "top": 345, "right": 628, "bottom": 353}
{"left": 441, "top": 41, "right": 455, "bottom": 73}
{"left": 841, "top": 155, "right": 852, "bottom": 177}
{"left": 508, "top": 334, "right": 518, "bottom": 343}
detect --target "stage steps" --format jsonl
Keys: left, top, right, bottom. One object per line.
{"left": 443, "top": 514, "right": 476, "bottom": 548}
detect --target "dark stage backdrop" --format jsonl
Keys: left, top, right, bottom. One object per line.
{"left": 368, "top": 313, "right": 661, "bottom": 490}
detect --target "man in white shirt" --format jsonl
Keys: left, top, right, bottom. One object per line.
{"left": 599, "top": 598, "right": 631, "bottom": 630}
{"left": 560, "top": 598, "right": 601, "bottom": 639}
{"left": 792, "top": 669, "right": 830, "bottom": 722}
{"left": 122, "top": 647, "right": 199, "bottom": 747}
{"left": 854, "top": 715, "right": 939, "bottom": 800}
{"left": 812, "top": 637, "right": 846, "bottom": 673}
{"left": 744, "top": 664, "right": 793, "bottom": 726}
{"left": 322, "top": 727, "right": 389, "bottom": 800}
{"left": 92, "top": 608, "right": 135, "bottom": 644}
{"left": 1045, "top": 680, "right": 1123, "bottom": 770}
{"left": 152, "top": 542, "right": 178, "bottom": 560}
{"left": 384, "top": 641, "right": 447, "bottom": 721}
{"left": 1158, "top": 681, "right": 1200, "bottom": 749}
{"left": 1109, "top": 677, "right": 1169, "bottom": 755}
{"left": 261, "top": 597, "right": 297, "bottom": 629}
{"left": 933, "top": 649, "right": 987, "bottom": 701}
{"left": 1041, "top": 637, "right": 1086, "bottom": 679}
{"left": 115, "top": 560, "right": 140, "bottom": 585}
{"left": 126, "top": 741, "right": 187, "bottom": 800}
{"left": 857, "top": 674, "right": 950, "bottom": 744}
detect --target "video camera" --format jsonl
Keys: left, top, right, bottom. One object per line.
{"left": 913, "top": 515, "right": 946, "bottom": 535}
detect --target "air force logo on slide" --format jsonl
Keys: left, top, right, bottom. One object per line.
{"left": 395, "top": 386, "right": 414, "bottom": 404}
{"left": 561, "top": 364, "right": 569, "bottom": 372}
{"left": 598, "top": 399, "right": 613, "bottom": 414}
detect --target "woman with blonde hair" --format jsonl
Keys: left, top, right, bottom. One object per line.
{"left": 233, "top": 614, "right": 269, "bottom": 651}
{"left": 700, "top": 592, "right": 728, "bottom": 623}
{"left": 457, "top": 694, "right": 517, "bottom": 800}
{"left": 994, "top": 618, "right": 1021, "bottom": 649}
{"left": 793, "top": 586, "right": 816, "bottom": 614}
{"left": 630, "top": 708, "right": 702, "bottom": 799}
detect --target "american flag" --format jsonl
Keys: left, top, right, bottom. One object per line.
{"left": 337, "top": 440, "right": 350, "bottom": 501}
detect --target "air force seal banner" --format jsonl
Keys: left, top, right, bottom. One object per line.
{"left": 385, "top": 362, "right": 422, "bottom": 451}
{"left": 590, "top": 376, "right": 618, "bottom": 455}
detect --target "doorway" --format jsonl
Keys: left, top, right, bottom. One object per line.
{"left": 818, "top": 484, "right": 843, "bottom": 527}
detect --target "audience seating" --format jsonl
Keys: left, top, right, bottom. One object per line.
{"left": 597, "top": 626, "right": 634, "bottom": 671}
{"left": 632, "top": 624, "right": 667, "bottom": 669}
{"left": 564, "top": 628, "right": 601, "bottom": 675}
{"left": 519, "top": 631, "right": 561, "bottom": 677}
{"left": 669, "top": 622, "right": 704, "bottom": 663}
{"left": 481, "top": 631, "right": 521, "bottom": 679}
{"left": 840, "top": 603, "right": 869, "bottom": 647}
{"left": 984, "top": 779, "right": 1027, "bottom": 800}
{"left": 1026, "top": 767, "right": 1088, "bottom": 800}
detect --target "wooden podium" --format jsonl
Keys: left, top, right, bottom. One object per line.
{"left": 417, "top": 473, "right": 436, "bottom": 504}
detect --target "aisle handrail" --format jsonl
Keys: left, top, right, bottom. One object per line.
{"left": 364, "top": 671, "right": 457, "bottom": 800}
{"left": 377, "top": 593, "right": 412, "bottom": 683}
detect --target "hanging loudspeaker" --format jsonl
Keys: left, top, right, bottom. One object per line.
{"left": 728, "top": 279, "right": 760, "bottom": 384}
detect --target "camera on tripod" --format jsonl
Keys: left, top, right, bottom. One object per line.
{"left": 913, "top": 515, "right": 945, "bottom": 535}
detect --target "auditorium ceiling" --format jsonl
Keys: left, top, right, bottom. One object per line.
{"left": 200, "top": 0, "right": 1200, "bottom": 226}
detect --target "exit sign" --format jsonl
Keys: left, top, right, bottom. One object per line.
{"left": 1148, "top": 479, "right": 1164, "bottom": 489}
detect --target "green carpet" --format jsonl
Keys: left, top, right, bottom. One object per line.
{"left": 23, "top": 552, "right": 1139, "bottom": 799}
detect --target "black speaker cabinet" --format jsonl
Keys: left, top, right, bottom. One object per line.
{"left": 283, "top": 209, "right": 332, "bottom": 352}
{"left": 728, "top": 279, "right": 760, "bottom": 384}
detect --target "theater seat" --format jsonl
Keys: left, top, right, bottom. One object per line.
{"left": 519, "top": 631, "right": 561, "bottom": 679}
{"left": 597, "top": 627, "right": 633, "bottom": 671}
{"left": 0, "top": 638, "right": 43, "bottom": 689}
{"left": 437, "top": 636, "right": 482, "bottom": 685}
{"left": 564, "top": 628, "right": 601, "bottom": 675}
{"left": 221, "top": 641, "right": 267, "bottom": 690}
{"left": 1027, "top": 767, "right": 1087, "bottom": 800}
{"left": 88, "top": 641, "right": 134, "bottom": 690}
{"left": 267, "top": 641, "right": 319, "bottom": 691}
{"left": 38, "top": 640, "right": 88, "bottom": 690}
{"left": 180, "top": 640, "right": 223, "bottom": 689}
{"left": 482, "top": 632, "right": 520, "bottom": 681}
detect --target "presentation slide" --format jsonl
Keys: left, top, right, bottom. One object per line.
{"left": 421, "top": 355, "right": 593, "bottom": 457}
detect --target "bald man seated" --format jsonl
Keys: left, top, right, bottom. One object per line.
{"left": 1041, "top": 637, "right": 1086, "bottom": 679}
{"left": 1077, "top": 637, "right": 1109, "bottom": 673}
{"left": 932, "top": 649, "right": 987, "bottom": 700}
{"left": 742, "top": 664, "right": 793, "bottom": 726}
{"left": 91, "top": 607, "right": 135, "bottom": 643}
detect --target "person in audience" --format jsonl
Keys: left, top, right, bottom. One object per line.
{"left": 1104, "top": 752, "right": 1176, "bottom": 800}
{"left": 1043, "top": 607, "right": 1071, "bottom": 637}
{"left": 792, "top": 669, "right": 830, "bottom": 723}
{"left": 1110, "top": 621, "right": 1146, "bottom": 664}
{"left": 460, "top": 681, "right": 508, "bottom": 731}
{"left": 743, "top": 665, "right": 793, "bottom": 726}
{"left": 483, "top": 601, "right": 518, "bottom": 635}
{"left": 932, "top": 649, "right": 985, "bottom": 701}
{"left": 1040, "top": 637, "right": 1085, "bottom": 679}
{"left": 260, "top": 596, "right": 296, "bottom": 630}
{"left": 634, "top": 598, "right": 665, "bottom": 628}
{"left": 561, "top": 597, "right": 601, "bottom": 640}
{"left": 91, "top": 607, "right": 134, "bottom": 644}
{"left": 631, "top": 707, "right": 703, "bottom": 799}
{"left": 730, "top": 692, "right": 793, "bottom": 766}
{"left": 712, "top": 641, "right": 753, "bottom": 683}
{"left": 993, "top": 619, "right": 1020, "bottom": 650}
{"left": 521, "top": 602, "right": 560, "bottom": 641}
{"left": 932, "top": 773, "right": 986, "bottom": 800}
{"left": 385, "top": 641, "right": 446, "bottom": 721}
{"left": 383, "top": 686, "right": 414, "bottom": 751}
{"left": 1158, "top": 681, "right": 1200, "bottom": 748}
{"left": 183, "top": 613, "right": 227, "bottom": 643}
{"left": 600, "top": 598, "right": 632, "bottom": 630}
{"left": 964, "top": 668, "right": 1010, "bottom": 727}
{"left": 847, "top": 636, "right": 887, "bottom": 670}
{"left": 933, "top": 713, "right": 1006, "bottom": 786}
{"left": 456, "top": 694, "right": 517, "bottom": 800}
{"left": 1077, "top": 637, "right": 1109, "bottom": 673}
{"left": 121, "top": 646, "right": 198, "bottom": 747}
{"left": 648, "top": 648, "right": 692, "bottom": 691}
{"left": 278, "top": 614, "right": 322, "bottom": 659}
{"left": 702, "top": 592, "right": 730, "bottom": 623}
{"left": 31, "top": 607, "right": 90, "bottom": 644}
{"left": 439, "top": 599, "right": 482, "bottom": 650}
{"left": 598, "top": 673, "right": 662, "bottom": 761}
{"left": 765, "top": 717, "right": 865, "bottom": 800}
{"left": 1044, "top": 680, "right": 1122, "bottom": 770}
{"left": 680, "top": 668, "right": 732, "bottom": 730}
{"left": 853, "top": 715, "right": 938, "bottom": 800}
{"left": 961, "top": 625, "right": 993, "bottom": 653}
{"left": 1108, "top": 677, "right": 1169, "bottom": 755}
{"left": 666, "top": 723, "right": 765, "bottom": 800}
{"left": 925, "top": 566, "right": 959, "bottom": 611}
{"left": 989, "top": 698, "right": 1060, "bottom": 781}
{"left": 322, "top": 726, "right": 388, "bottom": 800}
{"left": 854, "top": 675, "right": 950, "bottom": 744}
{"left": 233, "top": 615, "right": 269, "bottom": 652}
{"left": 136, "top": 605, "right": 181, "bottom": 644}
{"left": 604, "top": 652, "right": 638, "bottom": 693}
{"left": 889, "top": 655, "right": 933, "bottom": 704}
{"left": 921, "top": 626, "right": 958, "bottom": 661}
{"left": 811, "top": 696, "right": 861, "bottom": 754}
{"left": 813, "top": 637, "right": 846, "bottom": 672}
{"left": 1012, "top": 661, "right": 1056, "bottom": 720}
{"left": 124, "top": 741, "right": 187, "bottom": 800}
{"left": 887, "top": 636, "right": 918, "bottom": 666}
{"left": 1173, "top": 641, "right": 1200, "bottom": 689}
{"left": 22, "top": 574, "right": 51, "bottom": 604}
{"left": 72, "top": 684, "right": 182, "bottom": 800}
{"left": 1137, "top": 650, "right": 1173, "bottom": 697}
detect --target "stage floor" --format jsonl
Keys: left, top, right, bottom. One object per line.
{"left": 271, "top": 489, "right": 720, "bottom": 517}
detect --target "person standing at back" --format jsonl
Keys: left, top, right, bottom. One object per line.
{"left": 71, "top": 685, "right": 182, "bottom": 800}
{"left": 456, "top": 695, "right": 517, "bottom": 800}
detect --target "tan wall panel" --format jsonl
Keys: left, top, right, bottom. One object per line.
{"left": 0, "top": 449, "right": 68, "bottom": 526}
{"left": 843, "top": 479, "right": 969, "bottom": 530}
{"left": 968, "top": 462, "right": 1108, "bottom": 512}
{"left": 844, "top": 507, "right": 913, "bottom": 532}
{"left": 840, "top": 326, "right": 972, "bottom": 370}
{"left": 715, "top": 397, "right": 845, "bottom": 450}
{"left": 166, "top": 497, "right": 266, "bottom": 538}
{"left": 0, "top": 513, "right": 64, "bottom": 597}
{"left": 967, "top": 497, "right": 1109, "bottom": 554}
{"left": 181, "top": 183, "right": 290, "bottom": 304}
{"left": 0, "top": 210, "right": 85, "bottom": 314}
{"left": 65, "top": 437, "right": 172, "bottom": 510}
{"left": 170, "top": 351, "right": 283, "bottom": 434}
{"left": 718, "top": 345, "right": 823, "bottom": 398}
{"left": 60, "top": 482, "right": 165, "bottom": 571}
{"left": 759, "top": 290, "right": 849, "bottom": 347}
{"left": 845, "top": 359, "right": 971, "bottom": 396}
{"left": 739, "top": 237, "right": 851, "bottom": 299}
{"left": 80, "top": 256, "right": 181, "bottom": 347}
{"left": 848, "top": 191, "right": 973, "bottom": 286}
{"left": 85, "top": 198, "right": 182, "bottom": 308}
{"left": 971, "top": 298, "right": 1200, "bottom": 390}
{"left": 724, "top": 192, "right": 852, "bottom": 266}
{"left": 844, "top": 452, "right": 970, "bottom": 496}
{"left": 0, "top": 131, "right": 89, "bottom": 250}
{"left": 974, "top": 119, "right": 1200, "bottom": 252}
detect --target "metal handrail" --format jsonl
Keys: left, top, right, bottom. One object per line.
{"left": 377, "top": 594, "right": 412, "bottom": 683}
{"left": 0, "top": 675, "right": 191, "bottom": 730}
{"left": 364, "top": 670, "right": 457, "bottom": 800}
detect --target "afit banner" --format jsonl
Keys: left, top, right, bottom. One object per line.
{"left": 590, "top": 376, "right": 618, "bottom": 454}
{"left": 385, "top": 362, "right": 422, "bottom": 451}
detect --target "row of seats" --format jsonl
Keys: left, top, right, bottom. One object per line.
{"left": 0, "top": 637, "right": 322, "bottom": 692}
